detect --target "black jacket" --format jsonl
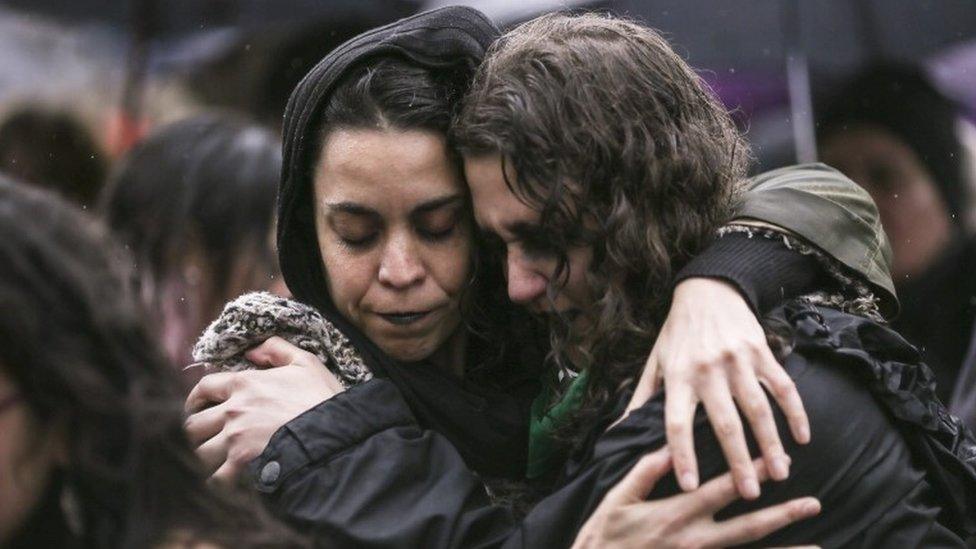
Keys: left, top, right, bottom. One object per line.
{"left": 249, "top": 302, "right": 976, "bottom": 548}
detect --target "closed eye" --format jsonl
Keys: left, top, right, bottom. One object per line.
{"left": 327, "top": 207, "right": 382, "bottom": 250}
{"left": 413, "top": 196, "right": 465, "bottom": 242}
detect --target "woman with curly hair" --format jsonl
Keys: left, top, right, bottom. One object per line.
{"left": 0, "top": 175, "right": 305, "bottom": 548}
{"left": 456, "top": 13, "right": 975, "bottom": 547}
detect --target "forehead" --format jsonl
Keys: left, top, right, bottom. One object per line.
{"left": 463, "top": 154, "right": 540, "bottom": 234}
{"left": 314, "top": 128, "right": 462, "bottom": 206}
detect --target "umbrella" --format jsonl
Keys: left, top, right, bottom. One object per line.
{"left": 608, "top": 0, "right": 976, "bottom": 166}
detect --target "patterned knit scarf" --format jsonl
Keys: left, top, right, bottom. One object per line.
{"left": 191, "top": 291, "right": 372, "bottom": 387}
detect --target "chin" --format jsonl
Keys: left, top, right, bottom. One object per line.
{"left": 376, "top": 337, "right": 438, "bottom": 363}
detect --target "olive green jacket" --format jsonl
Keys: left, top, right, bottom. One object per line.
{"left": 738, "top": 163, "right": 897, "bottom": 318}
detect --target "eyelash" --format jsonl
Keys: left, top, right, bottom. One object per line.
{"left": 418, "top": 223, "right": 457, "bottom": 242}
{"left": 338, "top": 221, "right": 457, "bottom": 250}
{"left": 339, "top": 234, "right": 378, "bottom": 250}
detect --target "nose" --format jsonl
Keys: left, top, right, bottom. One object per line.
{"left": 506, "top": 251, "right": 547, "bottom": 305}
{"left": 377, "top": 234, "right": 426, "bottom": 289}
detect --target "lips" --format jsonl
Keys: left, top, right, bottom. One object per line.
{"left": 377, "top": 310, "right": 432, "bottom": 326}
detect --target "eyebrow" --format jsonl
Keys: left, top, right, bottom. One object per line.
{"left": 412, "top": 194, "right": 464, "bottom": 215}
{"left": 326, "top": 194, "right": 464, "bottom": 219}
{"left": 326, "top": 202, "right": 380, "bottom": 218}
{"left": 479, "top": 220, "right": 545, "bottom": 245}
{"left": 508, "top": 221, "right": 545, "bottom": 241}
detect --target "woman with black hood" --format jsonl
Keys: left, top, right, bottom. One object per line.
{"left": 185, "top": 6, "right": 909, "bottom": 546}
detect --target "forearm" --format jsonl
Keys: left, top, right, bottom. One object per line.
{"left": 676, "top": 230, "right": 824, "bottom": 315}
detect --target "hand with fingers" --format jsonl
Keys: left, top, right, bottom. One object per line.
{"left": 572, "top": 448, "right": 820, "bottom": 549}
{"left": 621, "top": 278, "right": 810, "bottom": 500}
{"left": 183, "top": 336, "right": 344, "bottom": 481}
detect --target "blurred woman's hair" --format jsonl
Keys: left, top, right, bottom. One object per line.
{"left": 0, "top": 175, "right": 304, "bottom": 547}
{"left": 454, "top": 13, "right": 747, "bottom": 427}
{"left": 0, "top": 106, "right": 107, "bottom": 206}
{"left": 99, "top": 113, "right": 283, "bottom": 365}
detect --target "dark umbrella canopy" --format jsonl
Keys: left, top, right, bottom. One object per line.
{"left": 607, "top": 0, "right": 976, "bottom": 77}
{"left": 0, "top": 0, "right": 420, "bottom": 38}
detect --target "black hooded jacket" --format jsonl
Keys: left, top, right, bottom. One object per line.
{"left": 258, "top": 5, "right": 976, "bottom": 548}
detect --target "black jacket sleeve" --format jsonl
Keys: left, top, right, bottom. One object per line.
{"left": 676, "top": 231, "right": 824, "bottom": 314}
{"left": 248, "top": 379, "right": 520, "bottom": 548}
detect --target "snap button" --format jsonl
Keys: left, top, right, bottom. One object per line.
{"left": 260, "top": 460, "right": 281, "bottom": 485}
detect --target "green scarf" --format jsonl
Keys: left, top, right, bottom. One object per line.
{"left": 526, "top": 370, "right": 590, "bottom": 479}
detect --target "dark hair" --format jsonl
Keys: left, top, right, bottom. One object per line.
{"left": 0, "top": 107, "right": 106, "bottom": 206}
{"left": 0, "top": 175, "right": 304, "bottom": 547}
{"left": 454, "top": 13, "right": 748, "bottom": 422}
{"left": 100, "top": 113, "right": 282, "bottom": 363}
{"left": 313, "top": 57, "right": 521, "bottom": 374}
{"left": 316, "top": 56, "right": 463, "bottom": 143}
{"left": 817, "top": 63, "right": 965, "bottom": 223}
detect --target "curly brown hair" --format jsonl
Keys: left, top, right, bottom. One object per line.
{"left": 453, "top": 13, "right": 751, "bottom": 430}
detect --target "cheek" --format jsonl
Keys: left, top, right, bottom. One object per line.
{"left": 565, "top": 248, "right": 593, "bottom": 301}
{"left": 880, "top": 179, "right": 944, "bottom": 229}
{"left": 0, "top": 414, "right": 56, "bottom": 544}
{"left": 319, "top": 242, "right": 375, "bottom": 314}
{"left": 428, "top": 233, "right": 473, "bottom": 298}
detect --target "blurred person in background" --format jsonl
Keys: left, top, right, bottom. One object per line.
{"left": 0, "top": 175, "right": 304, "bottom": 548}
{"left": 0, "top": 106, "right": 107, "bottom": 208}
{"left": 818, "top": 63, "right": 976, "bottom": 405}
{"left": 99, "top": 113, "right": 287, "bottom": 375}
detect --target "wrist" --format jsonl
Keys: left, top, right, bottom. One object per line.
{"left": 674, "top": 277, "right": 741, "bottom": 300}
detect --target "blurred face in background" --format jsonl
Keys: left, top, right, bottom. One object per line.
{"left": 0, "top": 369, "right": 62, "bottom": 544}
{"left": 313, "top": 128, "right": 471, "bottom": 365}
{"left": 160, "top": 235, "right": 288, "bottom": 374}
{"left": 820, "top": 125, "right": 954, "bottom": 280}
